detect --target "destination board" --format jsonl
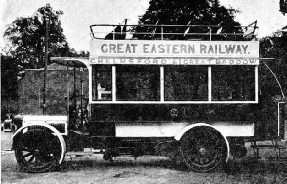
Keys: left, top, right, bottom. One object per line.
{"left": 90, "top": 40, "right": 259, "bottom": 65}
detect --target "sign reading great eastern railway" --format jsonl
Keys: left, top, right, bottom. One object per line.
{"left": 89, "top": 40, "right": 259, "bottom": 65}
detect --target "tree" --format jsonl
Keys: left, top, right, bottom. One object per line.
{"left": 259, "top": 31, "right": 287, "bottom": 99}
{"left": 2, "top": 5, "right": 90, "bottom": 117}
{"left": 1, "top": 55, "right": 18, "bottom": 99}
{"left": 3, "top": 4, "right": 78, "bottom": 76}
{"left": 1, "top": 54, "right": 19, "bottom": 120}
{"left": 134, "top": 0, "right": 243, "bottom": 40}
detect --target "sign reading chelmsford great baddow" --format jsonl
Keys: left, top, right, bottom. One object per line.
{"left": 89, "top": 40, "right": 259, "bottom": 65}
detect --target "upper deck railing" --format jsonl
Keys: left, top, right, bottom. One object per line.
{"left": 90, "top": 24, "right": 258, "bottom": 41}
{"left": 88, "top": 24, "right": 260, "bottom": 66}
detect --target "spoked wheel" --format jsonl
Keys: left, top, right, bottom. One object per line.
{"left": 180, "top": 126, "right": 227, "bottom": 172}
{"left": 14, "top": 127, "right": 62, "bottom": 172}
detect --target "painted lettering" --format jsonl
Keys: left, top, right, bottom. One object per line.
{"left": 249, "top": 59, "right": 256, "bottom": 64}
{"left": 120, "top": 58, "right": 125, "bottom": 63}
{"left": 180, "top": 44, "right": 187, "bottom": 53}
{"left": 216, "top": 59, "right": 221, "bottom": 64}
{"left": 109, "top": 44, "right": 116, "bottom": 53}
{"left": 131, "top": 44, "right": 137, "bottom": 53}
{"left": 242, "top": 45, "right": 248, "bottom": 54}
{"left": 143, "top": 44, "right": 149, "bottom": 53}
{"left": 172, "top": 44, "right": 179, "bottom": 53}
{"left": 235, "top": 45, "right": 242, "bottom": 54}
{"left": 151, "top": 44, "right": 157, "bottom": 53}
{"left": 166, "top": 44, "right": 171, "bottom": 53}
{"left": 208, "top": 45, "right": 214, "bottom": 54}
{"left": 98, "top": 58, "right": 104, "bottom": 63}
{"left": 219, "top": 45, "right": 225, "bottom": 54}
{"left": 144, "top": 59, "right": 150, "bottom": 64}
{"left": 158, "top": 44, "right": 165, "bottom": 53}
{"left": 101, "top": 44, "right": 108, "bottom": 53}
{"left": 125, "top": 44, "right": 131, "bottom": 53}
{"left": 161, "top": 59, "right": 166, "bottom": 64}
{"left": 225, "top": 45, "right": 235, "bottom": 54}
{"left": 117, "top": 44, "right": 124, "bottom": 53}
{"left": 200, "top": 44, "right": 207, "bottom": 54}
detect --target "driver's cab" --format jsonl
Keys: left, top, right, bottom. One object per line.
{"left": 51, "top": 58, "right": 90, "bottom": 131}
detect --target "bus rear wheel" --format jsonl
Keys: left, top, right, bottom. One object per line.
{"left": 180, "top": 126, "right": 227, "bottom": 172}
{"left": 14, "top": 127, "right": 62, "bottom": 173}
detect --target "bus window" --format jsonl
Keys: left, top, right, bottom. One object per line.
{"left": 212, "top": 65, "right": 255, "bottom": 101}
{"left": 92, "top": 65, "right": 112, "bottom": 101}
{"left": 116, "top": 65, "right": 160, "bottom": 101}
{"left": 164, "top": 66, "right": 208, "bottom": 101}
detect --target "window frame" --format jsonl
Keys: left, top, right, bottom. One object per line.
{"left": 164, "top": 65, "right": 209, "bottom": 101}
{"left": 90, "top": 64, "right": 258, "bottom": 104}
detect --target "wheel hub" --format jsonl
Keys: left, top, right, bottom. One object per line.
{"left": 199, "top": 147, "right": 207, "bottom": 155}
{"left": 180, "top": 126, "right": 227, "bottom": 172}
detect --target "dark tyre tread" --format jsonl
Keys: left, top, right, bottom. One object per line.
{"left": 14, "top": 127, "right": 62, "bottom": 173}
{"left": 180, "top": 126, "right": 227, "bottom": 172}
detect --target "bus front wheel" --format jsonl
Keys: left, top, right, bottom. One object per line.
{"left": 180, "top": 126, "right": 227, "bottom": 172}
{"left": 14, "top": 127, "right": 62, "bottom": 173}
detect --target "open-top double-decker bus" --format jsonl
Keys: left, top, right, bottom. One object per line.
{"left": 11, "top": 24, "right": 286, "bottom": 173}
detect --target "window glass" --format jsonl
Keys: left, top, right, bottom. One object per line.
{"left": 116, "top": 65, "right": 160, "bottom": 101}
{"left": 92, "top": 65, "right": 112, "bottom": 101}
{"left": 164, "top": 66, "right": 208, "bottom": 101}
{"left": 212, "top": 66, "right": 255, "bottom": 101}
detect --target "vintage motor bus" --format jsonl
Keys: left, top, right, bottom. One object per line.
{"left": 11, "top": 24, "right": 286, "bottom": 173}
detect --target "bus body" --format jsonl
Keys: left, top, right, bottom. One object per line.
{"left": 12, "top": 24, "right": 286, "bottom": 173}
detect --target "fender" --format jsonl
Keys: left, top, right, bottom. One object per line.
{"left": 12, "top": 123, "right": 66, "bottom": 164}
{"left": 174, "top": 123, "right": 230, "bottom": 162}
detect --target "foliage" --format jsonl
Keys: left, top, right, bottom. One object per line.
{"left": 4, "top": 5, "right": 64, "bottom": 71}
{"left": 259, "top": 31, "right": 287, "bottom": 99}
{"left": 3, "top": 5, "right": 89, "bottom": 77}
{"left": 1, "top": 55, "right": 19, "bottom": 120}
{"left": 1, "top": 55, "right": 18, "bottom": 99}
{"left": 134, "top": 0, "right": 243, "bottom": 40}
{"left": 1, "top": 4, "right": 89, "bottom": 117}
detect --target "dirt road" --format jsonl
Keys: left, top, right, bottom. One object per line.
{"left": 2, "top": 131, "right": 287, "bottom": 184}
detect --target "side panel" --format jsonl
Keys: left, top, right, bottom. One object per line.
{"left": 90, "top": 104, "right": 255, "bottom": 137}
{"left": 115, "top": 121, "right": 254, "bottom": 137}
{"left": 90, "top": 104, "right": 253, "bottom": 122}
{"left": 208, "top": 122, "right": 254, "bottom": 137}
{"left": 116, "top": 122, "right": 188, "bottom": 137}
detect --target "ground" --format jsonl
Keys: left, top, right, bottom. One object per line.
{"left": 2, "top": 131, "right": 287, "bottom": 184}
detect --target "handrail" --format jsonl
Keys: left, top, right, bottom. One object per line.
{"left": 90, "top": 24, "right": 256, "bottom": 28}
{"left": 263, "top": 62, "right": 285, "bottom": 99}
{"left": 90, "top": 24, "right": 258, "bottom": 40}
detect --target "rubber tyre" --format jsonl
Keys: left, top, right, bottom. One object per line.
{"left": 14, "top": 127, "right": 62, "bottom": 173}
{"left": 180, "top": 126, "right": 227, "bottom": 172}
